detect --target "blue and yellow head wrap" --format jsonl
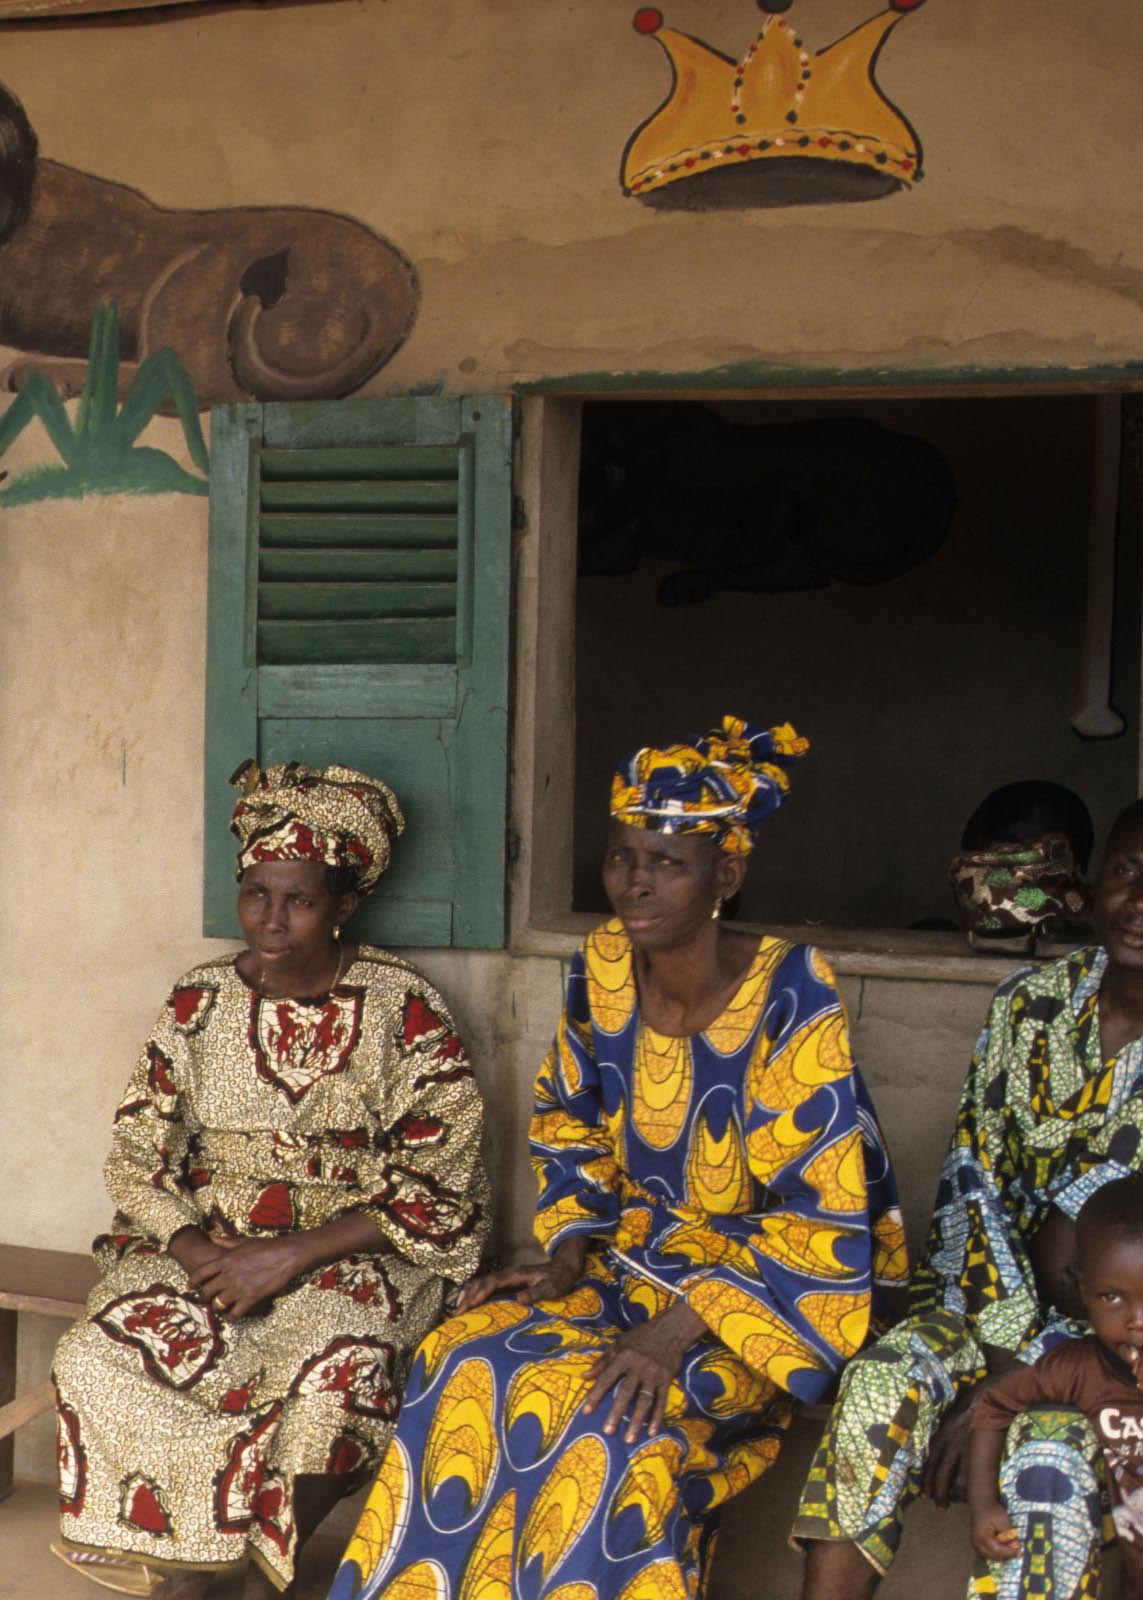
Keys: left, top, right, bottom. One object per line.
{"left": 609, "top": 715, "right": 809, "bottom": 856}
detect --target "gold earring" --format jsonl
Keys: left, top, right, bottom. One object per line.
{"left": 711, "top": 899, "right": 721, "bottom": 921}
{"left": 332, "top": 925, "right": 341, "bottom": 940}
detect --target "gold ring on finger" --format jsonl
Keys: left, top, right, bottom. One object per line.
{"left": 213, "top": 1295, "right": 226, "bottom": 1313}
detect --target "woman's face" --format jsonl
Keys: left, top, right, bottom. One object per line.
{"left": 237, "top": 858, "right": 348, "bottom": 980}
{"left": 602, "top": 820, "right": 742, "bottom": 951}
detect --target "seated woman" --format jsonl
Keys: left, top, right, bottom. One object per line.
{"left": 330, "top": 716, "right": 907, "bottom": 1600}
{"left": 794, "top": 798, "right": 1143, "bottom": 1600}
{"left": 51, "top": 760, "right": 489, "bottom": 1600}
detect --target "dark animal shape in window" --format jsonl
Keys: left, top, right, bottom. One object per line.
{"left": 578, "top": 402, "right": 956, "bottom": 603}
{"left": 0, "top": 82, "right": 418, "bottom": 408}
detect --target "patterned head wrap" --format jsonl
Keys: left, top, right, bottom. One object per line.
{"left": 948, "top": 832, "right": 1091, "bottom": 946}
{"left": 230, "top": 760, "right": 405, "bottom": 897}
{"left": 610, "top": 715, "right": 809, "bottom": 856}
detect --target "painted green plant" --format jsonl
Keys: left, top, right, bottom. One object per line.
{"left": 0, "top": 303, "right": 209, "bottom": 503}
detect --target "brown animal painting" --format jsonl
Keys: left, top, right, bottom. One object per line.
{"left": 0, "top": 83, "right": 418, "bottom": 406}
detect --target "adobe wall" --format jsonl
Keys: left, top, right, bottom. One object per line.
{"left": 2, "top": 11, "right": 1140, "bottom": 1592}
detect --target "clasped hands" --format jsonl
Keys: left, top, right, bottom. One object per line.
{"left": 171, "top": 1225, "right": 302, "bottom": 1323}
{"left": 455, "top": 1236, "right": 706, "bottom": 1444}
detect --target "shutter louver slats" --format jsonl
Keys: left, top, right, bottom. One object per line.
{"left": 257, "top": 443, "right": 463, "bottom": 668}
{"left": 205, "top": 395, "right": 511, "bottom": 948}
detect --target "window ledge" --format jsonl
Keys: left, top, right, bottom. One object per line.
{"left": 512, "top": 916, "right": 1080, "bottom": 985}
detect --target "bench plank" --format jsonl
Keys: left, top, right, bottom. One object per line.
{"left": 0, "top": 1244, "right": 96, "bottom": 1504}
{"left": 0, "top": 1379, "right": 55, "bottom": 1440}
{"left": 0, "top": 1243, "right": 96, "bottom": 1317}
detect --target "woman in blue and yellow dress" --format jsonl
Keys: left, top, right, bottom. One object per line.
{"left": 330, "top": 716, "right": 908, "bottom": 1600}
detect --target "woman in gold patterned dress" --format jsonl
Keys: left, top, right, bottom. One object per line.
{"left": 330, "top": 717, "right": 907, "bottom": 1600}
{"left": 51, "top": 761, "right": 489, "bottom": 1600}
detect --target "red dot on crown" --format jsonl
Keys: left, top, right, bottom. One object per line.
{"left": 889, "top": 0, "right": 926, "bottom": 9}
{"left": 634, "top": 6, "right": 663, "bottom": 32}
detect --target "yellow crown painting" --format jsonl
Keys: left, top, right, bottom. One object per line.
{"left": 622, "top": 1, "right": 927, "bottom": 209}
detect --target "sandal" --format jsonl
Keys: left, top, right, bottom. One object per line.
{"left": 49, "top": 1541, "right": 163, "bottom": 1598}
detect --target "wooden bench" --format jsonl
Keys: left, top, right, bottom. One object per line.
{"left": 0, "top": 1242, "right": 96, "bottom": 1502}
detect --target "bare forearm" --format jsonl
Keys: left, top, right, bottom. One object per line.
{"left": 279, "top": 1211, "right": 394, "bottom": 1277}
{"left": 967, "top": 1426, "right": 1007, "bottom": 1514}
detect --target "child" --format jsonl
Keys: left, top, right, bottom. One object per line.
{"left": 968, "top": 1173, "right": 1143, "bottom": 1596}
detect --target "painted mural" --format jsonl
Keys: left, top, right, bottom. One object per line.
{"left": 0, "top": 81, "right": 418, "bottom": 412}
{"left": 0, "top": 305, "right": 208, "bottom": 504}
{"left": 622, "top": 0, "right": 927, "bottom": 209}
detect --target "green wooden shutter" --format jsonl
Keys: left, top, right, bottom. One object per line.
{"left": 203, "top": 395, "right": 512, "bottom": 948}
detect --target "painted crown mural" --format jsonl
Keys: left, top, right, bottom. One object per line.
{"left": 622, "top": 0, "right": 927, "bottom": 209}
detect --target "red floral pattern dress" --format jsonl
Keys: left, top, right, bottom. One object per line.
{"left": 53, "top": 946, "right": 488, "bottom": 1590}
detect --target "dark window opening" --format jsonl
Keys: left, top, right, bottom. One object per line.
{"left": 572, "top": 394, "right": 1141, "bottom": 933}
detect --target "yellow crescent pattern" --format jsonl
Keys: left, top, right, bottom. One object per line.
{"left": 504, "top": 1352, "right": 597, "bottom": 1455}
{"left": 531, "top": 1108, "right": 610, "bottom": 1154}
{"left": 374, "top": 1560, "right": 448, "bottom": 1600}
{"left": 417, "top": 1302, "right": 530, "bottom": 1384}
{"left": 617, "top": 1559, "right": 690, "bottom": 1600}
{"left": 608, "top": 1438, "right": 683, "bottom": 1550}
{"left": 873, "top": 1207, "right": 909, "bottom": 1284}
{"left": 749, "top": 1012, "right": 852, "bottom": 1114}
{"left": 685, "top": 1110, "right": 751, "bottom": 1214}
{"left": 578, "top": 1153, "right": 622, "bottom": 1193}
{"left": 615, "top": 1205, "right": 653, "bottom": 1250}
{"left": 534, "top": 1192, "right": 606, "bottom": 1249}
{"left": 674, "top": 1415, "right": 718, "bottom": 1475}
{"left": 796, "top": 1291, "right": 869, "bottom": 1359}
{"left": 632, "top": 1027, "right": 693, "bottom": 1151}
{"left": 421, "top": 1358, "right": 497, "bottom": 1520}
{"left": 456, "top": 1488, "right": 516, "bottom": 1600}
{"left": 512, "top": 1315, "right": 600, "bottom": 1355}
{"left": 746, "top": 1106, "right": 826, "bottom": 1186}
{"left": 752, "top": 1213, "right": 861, "bottom": 1279}
{"left": 810, "top": 948, "right": 838, "bottom": 988}
{"left": 656, "top": 1216, "right": 756, "bottom": 1274}
{"left": 545, "top": 1283, "right": 606, "bottom": 1319}
{"left": 519, "top": 1434, "right": 608, "bottom": 1585}
{"left": 692, "top": 1349, "right": 772, "bottom": 1417}
{"left": 702, "top": 1437, "right": 782, "bottom": 1508}
{"left": 557, "top": 1023, "right": 585, "bottom": 1097}
{"left": 338, "top": 1437, "right": 410, "bottom": 1586}
{"left": 623, "top": 1274, "right": 670, "bottom": 1321}
{"left": 688, "top": 1279, "right": 820, "bottom": 1388}
{"left": 703, "top": 938, "right": 790, "bottom": 1055}
{"left": 585, "top": 921, "right": 636, "bottom": 1036}
{"left": 802, "top": 1129, "right": 867, "bottom": 1214}
{"left": 547, "top": 1586, "right": 598, "bottom": 1600}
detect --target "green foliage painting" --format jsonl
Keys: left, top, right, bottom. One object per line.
{"left": 0, "top": 304, "right": 209, "bottom": 503}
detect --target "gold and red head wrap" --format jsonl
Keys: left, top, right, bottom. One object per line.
{"left": 229, "top": 760, "right": 405, "bottom": 897}
{"left": 610, "top": 715, "right": 809, "bottom": 856}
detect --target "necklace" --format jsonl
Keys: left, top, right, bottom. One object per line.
{"left": 257, "top": 939, "right": 348, "bottom": 1001}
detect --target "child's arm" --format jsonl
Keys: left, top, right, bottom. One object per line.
{"left": 967, "top": 1426, "right": 1021, "bottom": 1561}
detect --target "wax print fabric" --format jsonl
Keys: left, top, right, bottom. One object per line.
{"left": 54, "top": 948, "right": 488, "bottom": 1591}
{"left": 231, "top": 760, "right": 404, "bottom": 894}
{"left": 609, "top": 715, "right": 810, "bottom": 855}
{"left": 948, "top": 832, "right": 1090, "bottom": 946}
{"left": 330, "top": 919, "right": 907, "bottom": 1600}
{"left": 794, "top": 947, "right": 1143, "bottom": 1596}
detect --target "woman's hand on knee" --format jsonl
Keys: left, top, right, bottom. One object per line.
{"left": 582, "top": 1300, "right": 706, "bottom": 1444}
{"left": 971, "top": 1504, "right": 1020, "bottom": 1561}
{"left": 455, "top": 1236, "right": 587, "bottom": 1312}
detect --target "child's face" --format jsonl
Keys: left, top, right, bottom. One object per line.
{"left": 1081, "top": 1233, "right": 1143, "bottom": 1366}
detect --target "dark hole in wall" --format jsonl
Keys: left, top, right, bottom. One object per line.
{"left": 573, "top": 394, "right": 1141, "bottom": 931}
